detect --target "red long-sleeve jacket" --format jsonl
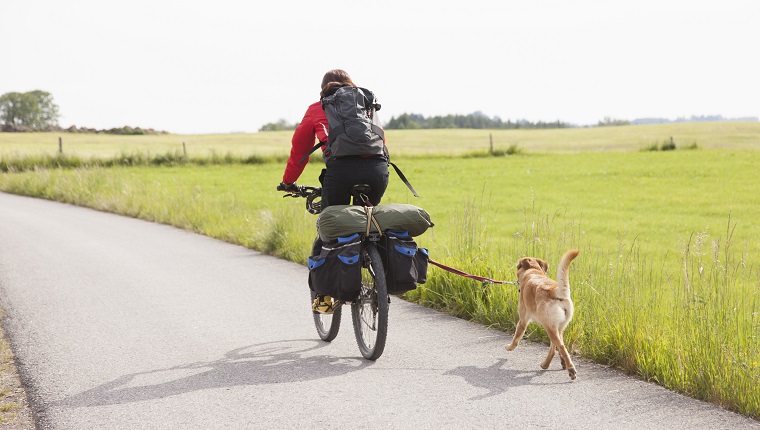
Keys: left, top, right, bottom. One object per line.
{"left": 282, "top": 102, "right": 329, "bottom": 184}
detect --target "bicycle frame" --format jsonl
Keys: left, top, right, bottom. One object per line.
{"left": 283, "top": 184, "right": 389, "bottom": 360}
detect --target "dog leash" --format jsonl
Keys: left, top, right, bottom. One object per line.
{"left": 428, "top": 258, "right": 518, "bottom": 286}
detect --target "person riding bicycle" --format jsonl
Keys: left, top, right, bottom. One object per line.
{"left": 277, "top": 69, "right": 390, "bottom": 313}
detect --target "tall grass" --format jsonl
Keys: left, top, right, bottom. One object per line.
{"left": 409, "top": 202, "right": 759, "bottom": 417}
{"left": 0, "top": 150, "right": 287, "bottom": 173}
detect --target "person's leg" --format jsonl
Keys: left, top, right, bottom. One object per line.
{"left": 364, "top": 158, "right": 389, "bottom": 205}
{"left": 321, "top": 161, "right": 351, "bottom": 209}
{"left": 322, "top": 157, "right": 389, "bottom": 207}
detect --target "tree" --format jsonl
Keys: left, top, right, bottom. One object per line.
{"left": 385, "top": 112, "right": 570, "bottom": 130}
{"left": 0, "top": 90, "right": 60, "bottom": 130}
{"left": 259, "top": 119, "right": 297, "bottom": 132}
{"left": 597, "top": 117, "right": 630, "bottom": 127}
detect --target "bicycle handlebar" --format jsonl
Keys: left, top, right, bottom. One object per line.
{"left": 280, "top": 183, "right": 371, "bottom": 214}
{"left": 281, "top": 185, "right": 322, "bottom": 214}
{"left": 282, "top": 185, "right": 321, "bottom": 199}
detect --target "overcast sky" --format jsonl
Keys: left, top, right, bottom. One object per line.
{"left": 2, "top": 0, "right": 758, "bottom": 134}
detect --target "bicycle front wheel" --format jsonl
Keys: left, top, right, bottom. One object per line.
{"left": 351, "top": 243, "right": 389, "bottom": 360}
{"left": 311, "top": 290, "right": 341, "bottom": 341}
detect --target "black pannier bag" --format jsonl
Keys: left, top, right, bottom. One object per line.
{"left": 383, "top": 231, "right": 429, "bottom": 295}
{"left": 415, "top": 246, "right": 429, "bottom": 284}
{"left": 308, "top": 233, "right": 362, "bottom": 301}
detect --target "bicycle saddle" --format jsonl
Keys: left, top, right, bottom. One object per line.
{"left": 351, "top": 184, "right": 372, "bottom": 195}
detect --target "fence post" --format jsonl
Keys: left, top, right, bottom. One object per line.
{"left": 489, "top": 133, "right": 493, "bottom": 155}
{"left": 59, "top": 137, "right": 63, "bottom": 154}
{"left": 182, "top": 142, "right": 187, "bottom": 158}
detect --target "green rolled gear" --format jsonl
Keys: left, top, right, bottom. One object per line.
{"left": 317, "top": 203, "right": 434, "bottom": 243}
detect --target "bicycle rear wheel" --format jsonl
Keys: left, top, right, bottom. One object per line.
{"left": 351, "top": 243, "right": 389, "bottom": 360}
{"left": 311, "top": 290, "right": 341, "bottom": 341}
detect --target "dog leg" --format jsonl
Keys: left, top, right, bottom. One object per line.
{"left": 558, "top": 323, "right": 569, "bottom": 369}
{"left": 540, "top": 340, "right": 556, "bottom": 370}
{"left": 505, "top": 320, "right": 528, "bottom": 351}
{"left": 547, "top": 330, "right": 576, "bottom": 380}
{"left": 558, "top": 344, "right": 576, "bottom": 380}
{"left": 558, "top": 332, "right": 575, "bottom": 378}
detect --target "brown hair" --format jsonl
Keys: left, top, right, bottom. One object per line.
{"left": 320, "top": 69, "right": 355, "bottom": 98}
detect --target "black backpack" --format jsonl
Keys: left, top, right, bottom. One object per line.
{"left": 321, "top": 86, "right": 386, "bottom": 160}
{"left": 298, "top": 86, "right": 419, "bottom": 197}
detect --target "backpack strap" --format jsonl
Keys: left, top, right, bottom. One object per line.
{"left": 299, "top": 144, "right": 418, "bottom": 198}
{"left": 389, "top": 162, "right": 419, "bottom": 197}
{"left": 372, "top": 124, "right": 385, "bottom": 140}
{"left": 327, "top": 125, "right": 341, "bottom": 144}
{"left": 298, "top": 141, "right": 326, "bottom": 164}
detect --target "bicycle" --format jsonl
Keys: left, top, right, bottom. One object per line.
{"left": 283, "top": 184, "right": 389, "bottom": 360}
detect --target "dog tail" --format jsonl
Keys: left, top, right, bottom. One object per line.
{"left": 556, "top": 249, "right": 580, "bottom": 297}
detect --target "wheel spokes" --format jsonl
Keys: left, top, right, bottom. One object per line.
{"left": 358, "top": 285, "right": 378, "bottom": 344}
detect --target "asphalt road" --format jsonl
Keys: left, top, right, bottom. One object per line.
{"left": 0, "top": 192, "right": 757, "bottom": 430}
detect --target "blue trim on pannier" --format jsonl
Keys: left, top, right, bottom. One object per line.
{"left": 419, "top": 248, "right": 429, "bottom": 256}
{"left": 387, "top": 230, "right": 410, "bottom": 238}
{"left": 338, "top": 254, "right": 360, "bottom": 265}
{"left": 337, "top": 233, "right": 360, "bottom": 243}
{"left": 393, "top": 245, "right": 417, "bottom": 256}
{"left": 308, "top": 257, "right": 326, "bottom": 270}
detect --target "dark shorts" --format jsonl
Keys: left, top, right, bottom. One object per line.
{"left": 320, "top": 156, "right": 389, "bottom": 209}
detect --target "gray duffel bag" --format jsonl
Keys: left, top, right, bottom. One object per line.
{"left": 317, "top": 203, "right": 434, "bottom": 243}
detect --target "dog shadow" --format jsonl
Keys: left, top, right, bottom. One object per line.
{"left": 57, "top": 339, "right": 369, "bottom": 408}
{"left": 443, "top": 358, "right": 568, "bottom": 400}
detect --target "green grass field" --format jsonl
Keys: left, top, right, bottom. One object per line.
{"left": 1, "top": 123, "right": 759, "bottom": 418}
{"left": 3, "top": 121, "right": 760, "bottom": 158}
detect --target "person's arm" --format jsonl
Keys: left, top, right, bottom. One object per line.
{"left": 282, "top": 103, "right": 327, "bottom": 184}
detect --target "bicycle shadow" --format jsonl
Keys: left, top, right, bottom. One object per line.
{"left": 443, "top": 358, "right": 568, "bottom": 400}
{"left": 57, "top": 339, "right": 370, "bottom": 408}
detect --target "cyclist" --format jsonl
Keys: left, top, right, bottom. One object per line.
{"left": 277, "top": 69, "right": 389, "bottom": 313}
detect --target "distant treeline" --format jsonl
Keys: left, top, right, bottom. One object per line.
{"left": 596, "top": 115, "right": 760, "bottom": 127}
{"left": 1, "top": 90, "right": 170, "bottom": 134}
{"left": 63, "top": 125, "right": 169, "bottom": 135}
{"left": 1, "top": 123, "right": 169, "bottom": 134}
{"left": 259, "top": 112, "right": 759, "bottom": 133}
{"left": 259, "top": 119, "right": 298, "bottom": 132}
{"left": 385, "top": 112, "right": 570, "bottom": 130}
{"left": 259, "top": 112, "right": 569, "bottom": 132}
{"left": 630, "top": 115, "right": 759, "bottom": 125}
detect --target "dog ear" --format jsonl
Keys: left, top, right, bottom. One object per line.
{"left": 516, "top": 258, "right": 529, "bottom": 270}
{"left": 537, "top": 258, "right": 549, "bottom": 273}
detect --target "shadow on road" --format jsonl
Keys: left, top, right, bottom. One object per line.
{"left": 58, "top": 340, "right": 581, "bottom": 408}
{"left": 443, "top": 358, "right": 569, "bottom": 400}
{"left": 57, "top": 339, "right": 371, "bottom": 408}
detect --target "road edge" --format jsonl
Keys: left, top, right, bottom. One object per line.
{"left": 0, "top": 307, "right": 35, "bottom": 429}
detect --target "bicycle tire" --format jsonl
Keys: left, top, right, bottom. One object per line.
{"left": 311, "top": 290, "right": 341, "bottom": 341}
{"left": 351, "top": 243, "right": 389, "bottom": 360}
